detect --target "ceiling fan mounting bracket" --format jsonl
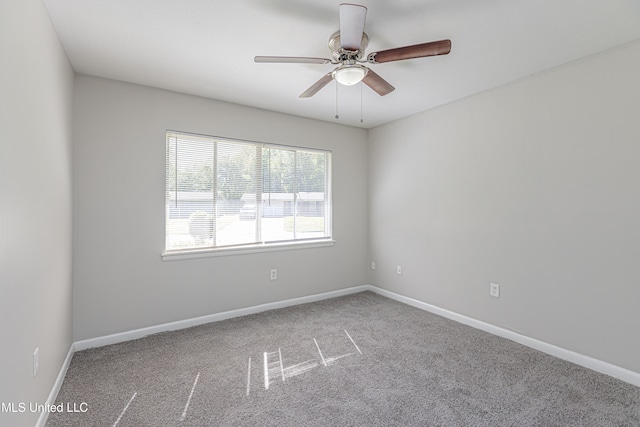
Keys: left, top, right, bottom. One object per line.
{"left": 329, "top": 31, "right": 368, "bottom": 63}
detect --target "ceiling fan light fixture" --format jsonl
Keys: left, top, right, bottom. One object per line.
{"left": 333, "top": 64, "right": 367, "bottom": 86}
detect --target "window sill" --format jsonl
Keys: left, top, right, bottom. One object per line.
{"left": 162, "top": 239, "right": 335, "bottom": 261}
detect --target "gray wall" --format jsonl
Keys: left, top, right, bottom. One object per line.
{"left": 0, "top": 1, "right": 74, "bottom": 426}
{"left": 369, "top": 40, "right": 640, "bottom": 373}
{"left": 73, "top": 75, "right": 369, "bottom": 341}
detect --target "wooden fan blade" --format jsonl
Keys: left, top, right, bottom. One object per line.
{"left": 255, "top": 56, "right": 332, "bottom": 64}
{"left": 362, "top": 68, "right": 395, "bottom": 96}
{"left": 299, "top": 73, "right": 334, "bottom": 98}
{"left": 339, "top": 3, "right": 367, "bottom": 50}
{"left": 367, "top": 39, "right": 451, "bottom": 64}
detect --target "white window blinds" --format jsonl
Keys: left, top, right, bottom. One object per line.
{"left": 165, "top": 131, "right": 332, "bottom": 253}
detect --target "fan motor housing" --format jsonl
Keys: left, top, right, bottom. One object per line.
{"left": 329, "top": 31, "right": 369, "bottom": 62}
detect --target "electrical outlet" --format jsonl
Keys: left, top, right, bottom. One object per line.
{"left": 33, "top": 347, "right": 39, "bottom": 378}
{"left": 270, "top": 269, "right": 277, "bottom": 281}
{"left": 396, "top": 265, "right": 402, "bottom": 275}
{"left": 371, "top": 261, "right": 376, "bottom": 270}
{"left": 490, "top": 283, "right": 500, "bottom": 298}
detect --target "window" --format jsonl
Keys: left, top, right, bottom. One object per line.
{"left": 164, "top": 131, "right": 332, "bottom": 256}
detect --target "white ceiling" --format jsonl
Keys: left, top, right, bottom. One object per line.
{"left": 43, "top": 0, "right": 640, "bottom": 129}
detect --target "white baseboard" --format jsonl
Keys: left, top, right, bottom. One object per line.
{"left": 74, "top": 285, "right": 370, "bottom": 351}
{"left": 71, "top": 283, "right": 639, "bottom": 388}
{"left": 36, "top": 343, "right": 75, "bottom": 427}
{"left": 367, "top": 285, "right": 640, "bottom": 388}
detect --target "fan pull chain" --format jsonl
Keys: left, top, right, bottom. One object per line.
{"left": 335, "top": 82, "right": 339, "bottom": 120}
{"left": 360, "top": 83, "right": 364, "bottom": 123}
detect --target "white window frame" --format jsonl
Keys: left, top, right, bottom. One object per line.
{"left": 162, "top": 131, "right": 334, "bottom": 261}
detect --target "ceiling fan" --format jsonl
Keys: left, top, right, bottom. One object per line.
{"left": 254, "top": 3, "right": 451, "bottom": 98}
